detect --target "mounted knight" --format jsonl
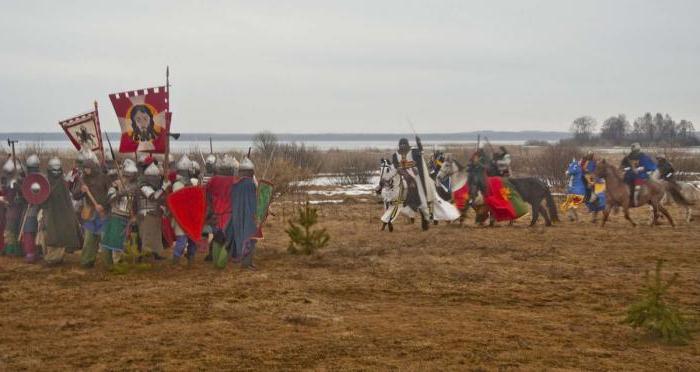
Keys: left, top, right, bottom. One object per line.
{"left": 391, "top": 137, "right": 435, "bottom": 230}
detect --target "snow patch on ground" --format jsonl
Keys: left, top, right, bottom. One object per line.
{"left": 307, "top": 184, "right": 377, "bottom": 196}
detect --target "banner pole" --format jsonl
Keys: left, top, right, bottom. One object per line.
{"left": 94, "top": 100, "right": 105, "bottom": 165}
{"left": 164, "top": 65, "right": 171, "bottom": 176}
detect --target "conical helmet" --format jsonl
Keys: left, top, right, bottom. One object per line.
{"left": 176, "top": 155, "right": 192, "bottom": 171}
{"left": 123, "top": 159, "right": 138, "bottom": 175}
{"left": 48, "top": 157, "right": 62, "bottom": 171}
{"left": 239, "top": 157, "right": 254, "bottom": 171}
{"left": 144, "top": 162, "right": 162, "bottom": 176}
{"left": 26, "top": 154, "right": 40, "bottom": 168}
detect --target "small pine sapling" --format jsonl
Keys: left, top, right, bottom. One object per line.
{"left": 623, "top": 260, "right": 690, "bottom": 344}
{"left": 111, "top": 230, "right": 152, "bottom": 274}
{"left": 286, "top": 200, "right": 330, "bottom": 255}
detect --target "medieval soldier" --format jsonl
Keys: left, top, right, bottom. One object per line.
{"left": 202, "top": 154, "right": 218, "bottom": 186}
{"left": 100, "top": 159, "right": 139, "bottom": 267}
{"left": 171, "top": 155, "right": 199, "bottom": 264}
{"left": 429, "top": 151, "right": 451, "bottom": 202}
{"left": 74, "top": 151, "right": 110, "bottom": 268}
{"left": 204, "top": 154, "right": 237, "bottom": 263}
{"left": 0, "top": 161, "right": 6, "bottom": 254}
{"left": 21, "top": 154, "right": 41, "bottom": 262}
{"left": 2, "top": 157, "right": 25, "bottom": 257}
{"left": 621, "top": 143, "right": 657, "bottom": 207}
{"left": 40, "top": 157, "right": 82, "bottom": 266}
{"left": 391, "top": 138, "right": 435, "bottom": 231}
{"left": 492, "top": 146, "right": 512, "bottom": 177}
{"left": 467, "top": 149, "right": 489, "bottom": 209}
{"left": 226, "top": 157, "right": 259, "bottom": 270}
{"left": 136, "top": 162, "right": 168, "bottom": 260}
{"left": 656, "top": 155, "right": 676, "bottom": 182}
{"left": 191, "top": 161, "right": 202, "bottom": 185}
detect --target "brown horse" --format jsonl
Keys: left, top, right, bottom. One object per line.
{"left": 593, "top": 159, "right": 674, "bottom": 227}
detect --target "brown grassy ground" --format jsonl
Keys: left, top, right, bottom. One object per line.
{"left": 1, "top": 201, "right": 699, "bottom": 371}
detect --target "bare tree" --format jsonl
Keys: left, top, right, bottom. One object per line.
{"left": 570, "top": 116, "right": 597, "bottom": 142}
{"left": 633, "top": 113, "right": 654, "bottom": 142}
{"left": 600, "top": 114, "right": 630, "bottom": 145}
{"left": 677, "top": 120, "right": 695, "bottom": 138}
{"left": 252, "top": 131, "right": 278, "bottom": 158}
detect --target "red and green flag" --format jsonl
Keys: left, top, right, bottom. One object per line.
{"left": 484, "top": 177, "right": 528, "bottom": 221}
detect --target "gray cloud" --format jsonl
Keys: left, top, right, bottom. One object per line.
{"left": 1, "top": 0, "right": 698, "bottom": 133}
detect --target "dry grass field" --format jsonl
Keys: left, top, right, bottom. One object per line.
{"left": 1, "top": 199, "right": 699, "bottom": 370}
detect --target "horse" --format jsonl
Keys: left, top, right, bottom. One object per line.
{"left": 376, "top": 159, "right": 415, "bottom": 231}
{"left": 376, "top": 159, "right": 460, "bottom": 232}
{"left": 593, "top": 159, "right": 675, "bottom": 227}
{"left": 437, "top": 157, "right": 559, "bottom": 226}
{"left": 561, "top": 159, "right": 586, "bottom": 222}
{"left": 655, "top": 174, "right": 699, "bottom": 223}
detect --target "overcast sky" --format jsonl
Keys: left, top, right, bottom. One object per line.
{"left": 1, "top": 0, "right": 698, "bottom": 133}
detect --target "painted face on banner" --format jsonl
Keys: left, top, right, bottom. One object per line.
{"left": 128, "top": 105, "right": 159, "bottom": 144}
{"left": 134, "top": 110, "right": 150, "bottom": 131}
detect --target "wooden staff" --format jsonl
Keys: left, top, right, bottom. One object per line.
{"left": 163, "top": 66, "right": 171, "bottom": 177}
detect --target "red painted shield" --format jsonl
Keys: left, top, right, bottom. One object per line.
{"left": 21, "top": 173, "right": 51, "bottom": 205}
{"left": 166, "top": 186, "right": 206, "bottom": 241}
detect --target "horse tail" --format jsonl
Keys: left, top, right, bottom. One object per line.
{"left": 545, "top": 186, "right": 560, "bottom": 223}
{"left": 668, "top": 183, "right": 695, "bottom": 206}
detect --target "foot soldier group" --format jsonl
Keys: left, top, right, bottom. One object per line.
{"left": 0, "top": 150, "right": 269, "bottom": 271}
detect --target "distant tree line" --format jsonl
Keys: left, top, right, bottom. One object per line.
{"left": 568, "top": 113, "right": 698, "bottom": 146}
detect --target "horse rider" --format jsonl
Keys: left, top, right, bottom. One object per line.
{"left": 391, "top": 137, "right": 434, "bottom": 230}
{"left": 580, "top": 150, "right": 596, "bottom": 202}
{"left": 656, "top": 155, "right": 676, "bottom": 182}
{"left": 429, "top": 151, "right": 451, "bottom": 201}
{"left": 655, "top": 155, "right": 684, "bottom": 196}
{"left": 467, "top": 148, "right": 489, "bottom": 208}
{"left": 621, "top": 142, "right": 657, "bottom": 207}
{"left": 492, "top": 146, "right": 512, "bottom": 177}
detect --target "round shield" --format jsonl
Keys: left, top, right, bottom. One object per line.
{"left": 21, "top": 173, "right": 51, "bottom": 205}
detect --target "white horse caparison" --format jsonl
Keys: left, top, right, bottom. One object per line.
{"left": 376, "top": 159, "right": 461, "bottom": 231}
{"left": 376, "top": 160, "right": 416, "bottom": 231}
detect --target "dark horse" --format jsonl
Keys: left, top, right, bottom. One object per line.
{"left": 437, "top": 157, "right": 559, "bottom": 226}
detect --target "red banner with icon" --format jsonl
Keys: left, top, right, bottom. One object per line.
{"left": 109, "top": 86, "right": 169, "bottom": 153}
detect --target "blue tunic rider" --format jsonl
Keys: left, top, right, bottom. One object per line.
{"left": 580, "top": 152, "right": 605, "bottom": 212}
{"left": 620, "top": 143, "right": 657, "bottom": 207}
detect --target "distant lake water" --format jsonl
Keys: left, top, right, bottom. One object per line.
{"left": 14, "top": 139, "right": 534, "bottom": 152}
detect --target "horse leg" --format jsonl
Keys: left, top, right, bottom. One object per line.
{"left": 388, "top": 222, "right": 394, "bottom": 232}
{"left": 381, "top": 222, "right": 387, "bottom": 231}
{"left": 591, "top": 210, "right": 598, "bottom": 223}
{"left": 601, "top": 206, "right": 611, "bottom": 227}
{"left": 623, "top": 207, "right": 637, "bottom": 227}
{"left": 540, "top": 205, "right": 552, "bottom": 226}
{"left": 658, "top": 204, "right": 675, "bottom": 228}
{"left": 648, "top": 205, "right": 658, "bottom": 226}
{"left": 529, "top": 204, "right": 540, "bottom": 226}
{"left": 420, "top": 210, "right": 429, "bottom": 231}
